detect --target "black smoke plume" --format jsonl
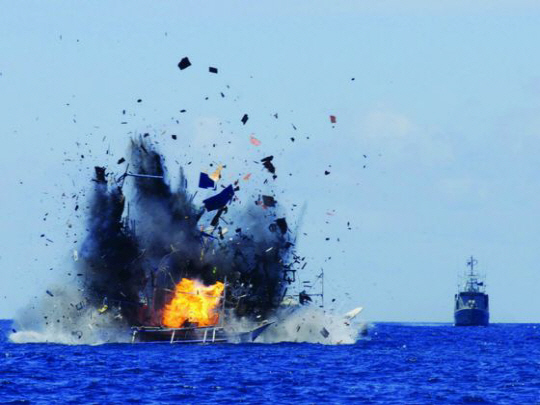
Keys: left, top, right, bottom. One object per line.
{"left": 79, "top": 138, "right": 295, "bottom": 326}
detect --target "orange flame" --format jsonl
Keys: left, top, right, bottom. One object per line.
{"left": 162, "top": 278, "right": 224, "bottom": 328}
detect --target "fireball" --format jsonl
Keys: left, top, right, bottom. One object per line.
{"left": 162, "top": 278, "right": 225, "bottom": 328}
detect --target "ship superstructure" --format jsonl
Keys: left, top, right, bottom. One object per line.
{"left": 454, "top": 256, "right": 489, "bottom": 326}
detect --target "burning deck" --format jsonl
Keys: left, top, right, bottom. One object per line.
{"left": 127, "top": 275, "right": 274, "bottom": 343}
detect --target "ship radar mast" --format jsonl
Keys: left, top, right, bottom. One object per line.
{"left": 463, "top": 255, "right": 485, "bottom": 293}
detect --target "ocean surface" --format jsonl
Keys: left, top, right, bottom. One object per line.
{"left": 1, "top": 320, "right": 539, "bottom": 404}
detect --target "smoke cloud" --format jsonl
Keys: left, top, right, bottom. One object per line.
{"left": 12, "top": 137, "right": 299, "bottom": 342}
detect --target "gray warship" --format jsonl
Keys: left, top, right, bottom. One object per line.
{"left": 454, "top": 256, "right": 489, "bottom": 326}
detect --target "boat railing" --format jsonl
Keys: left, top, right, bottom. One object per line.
{"left": 131, "top": 324, "right": 225, "bottom": 344}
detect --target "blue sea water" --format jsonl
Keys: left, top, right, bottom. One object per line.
{"left": 1, "top": 320, "right": 539, "bottom": 404}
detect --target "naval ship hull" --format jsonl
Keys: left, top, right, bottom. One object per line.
{"left": 454, "top": 308, "right": 489, "bottom": 326}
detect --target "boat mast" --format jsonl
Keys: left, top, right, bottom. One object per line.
{"left": 321, "top": 267, "right": 324, "bottom": 309}
{"left": 467, "top": 255, "right": 477, "bottom": 276}
{"left": 465, "top": 256, "right": 482, "bottom": 293}
{"left": 219, "top": 276, "right": 227, "bottom": 327}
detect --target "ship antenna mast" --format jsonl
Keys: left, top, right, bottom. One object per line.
{"left": 465, "top": 255, "right": 480, "bottom": 292}
{"left": 321, "top": 267, "right": 324, "bottom": 309}
{"left": 467, "top": 255, "right": 478, "bottom": 276}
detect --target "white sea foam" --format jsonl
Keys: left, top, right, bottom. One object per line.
{"left": 228, "top": 305, "right": 367, "bottom": 345}
{"left": 9, "top": 285, "right": 130, "bottom": 345}
{"left": 10, "top": 285, "right": 367, "bottom": 346}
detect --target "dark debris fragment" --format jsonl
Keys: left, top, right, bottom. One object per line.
{"left": 94, "top": 167, "right": 106, "bottom": 183}
{"left": 199, "top": 173, "right": 216, "bottom": 189}
{"left": 261, "top": 156, "right": 276, "bottom": 178}
{"left": 320, "top": 327, "right": 330, "bottom": 338}
{"left": 262, "top": 195, "right": 276, "bottom": 207}
{"left": 178, "top": 57, "right": 191, "bottom": 70}
{"left": 276, "top": 218, "right": 288, "bottom": 234}
{"left": 211, "top": 207, "right": 227, "bottom": 227}
{"left": 203, "top": 185, "right": 234, "bottom": 211}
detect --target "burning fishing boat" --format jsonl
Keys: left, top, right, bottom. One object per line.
{"left": 130, "top": 278, "right": 273, "bottom": 344}
{"left": 71, "top": 139, "right": 306, "bottom": 344}
{"left": 11, "top": 59, "right": 365, "bottom": 345}
{"left": 10, "top": 136, "right": 364, "bottom": 346}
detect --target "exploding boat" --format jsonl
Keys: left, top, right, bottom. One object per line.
{"left": 454, "top": 256, "right": 489, "bottom": 326}
{"left": 129, "top": 277, "right": 273, "bottom": 344}
{"left": 79, "top": 145, "right": 335, "bottom": 344}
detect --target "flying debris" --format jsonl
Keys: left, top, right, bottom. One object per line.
{"left": 320, "top": 327, "right": 330, "bottom": 338}
{"left": 94, "top": 166, "right": 106, "bottom": 183}
{"left": 343, "top": 307, "right": 363, "bottom": 323}
{"left": 250, "top": 135, "right": 261, "bottom": 146}
{"left": 209, "top": 67, "right": 218, "bottom": 74}
{"left": 330, "top": 115, "right": 337, "bottom": 124}
{"left": 261, "top": 156, "right": 276, "bottom": 178}
{"left": 241, "top": 114, "right": 249, "bottom": 125}
{"left": 262, "top": 195, "right": 276, "bottom": 207}
{"left": 178, "top": 57, "right": 191, "bottom": 70}
{"left": 210, "top": 207, "right": 226, "bottom": 227}
{"left": 198, "top": 172, "right": 216, "bottom": 189}
{"left": 275, "top": 218, "right": 288, "bottom": 234}
{"left": 202, "top": 185, "right": 234, "bottom": 211}
{"left": 208, "top": 165, "right": 223, "bottom": 183}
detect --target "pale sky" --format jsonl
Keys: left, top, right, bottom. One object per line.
{"left": 1, "top": 1, "right": 540, "bottom": 322}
